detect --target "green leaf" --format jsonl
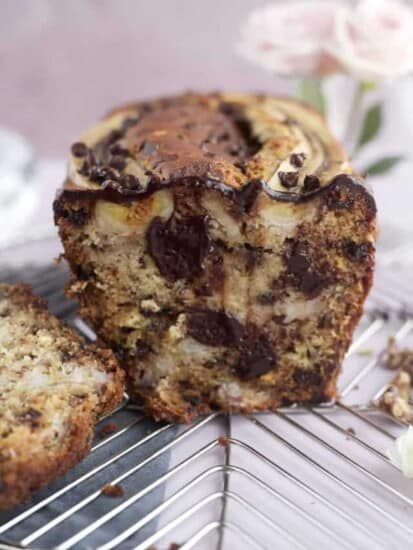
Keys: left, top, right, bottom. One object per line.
{"left": 360, "top": 80, "right": 377, "bottom": 93}
{"left": 297, "top": 79, "right": 325, "bottom": 114}
{"left": 364, "top": 155, "right": 404, "bottom": 176}
{"left": 357, "top": 103, "right": 382, "bottom": 149}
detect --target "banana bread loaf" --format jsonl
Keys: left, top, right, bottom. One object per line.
{"left": 0, "top": 284, "right": 124, "bottom": 509}
{"left": 54, "top": 92, "right": 376, "bottom": 422}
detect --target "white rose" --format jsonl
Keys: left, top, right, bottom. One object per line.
{"left": 237, "top": 0, "right": 342, "bottom": 77}
{"left": 329, "top": 0, "right": 413, "bottom": 81}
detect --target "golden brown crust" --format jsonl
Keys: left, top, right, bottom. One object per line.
{"left": 0, "top": 284, "right": 124, "bottom": 509}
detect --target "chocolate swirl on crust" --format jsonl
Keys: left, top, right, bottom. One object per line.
{"left": 61, "top": 92, "right": 375, "bottom": 210}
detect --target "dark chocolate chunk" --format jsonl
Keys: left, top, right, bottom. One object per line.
{"left": 343, "top": 239, "right": 374, "bottom": 262}
{"left": 286, "top": 242, "right": 326, "bottom": 297}
{"left": 185, "top": 307, "right": 277, "bottom": 379}
{"left": 290, "top": 153, "right": 306, "bottom": 168}
{"left": 293, "top": 368, "right": 322, "bottom": 386}
{"left": 71, "top": 142, "right": 89, "bottom": 158}
{"left": 236, "top": 332, "right": 277, "bottom": 380}
{"left": 147, "top": 216, "right": 210, "bottom": 282}
{"left": 279, "top": 171, "right": 299, "bottom": 189}
{"left": 187, "top": 310, "right": 243, "bottom": 347}
{"left": 303, "top": 175, "right": 320, "bottom": 193}
{"left": 300, "top": 271, "right": 325, "bottom": 296}
{"left": 287, "top": 243, "right": 310, "bottom": 276}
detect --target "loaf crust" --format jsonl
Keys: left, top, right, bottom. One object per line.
{"left": 54, "top": 92, "right": 376, "bottom": 422}
{"left": 0, "top": 284, "right": 124, "bottom": 509}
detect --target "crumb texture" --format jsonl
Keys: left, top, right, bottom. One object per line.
{"left": 54, "top": 92, "right": 376, "bottom": 422}
{"left": 0, "top": 284, "right": 124, "bottom": 510}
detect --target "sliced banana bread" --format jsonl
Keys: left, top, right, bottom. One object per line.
{"left": 0, "top": 284, "right": 124, "bottom": 509}
{"left": 54, "top": 92, "right": 376, "bottom": 422}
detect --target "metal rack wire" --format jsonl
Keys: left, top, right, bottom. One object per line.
{"left": 0, "top": 260, "right": 412, "bottom": 549}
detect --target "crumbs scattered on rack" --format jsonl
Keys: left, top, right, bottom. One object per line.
{"left": 98, "top": 421, "right": 118, "bottom": 439}
{"left": 101, "top": 483, "right": 124, "bottom": 498}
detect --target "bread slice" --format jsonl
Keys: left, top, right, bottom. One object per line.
{"left": 0, "top": 284, "right": 124, "bottom": 510}
{"left": 54, "top": 92, "right": 376, "bottom": 422}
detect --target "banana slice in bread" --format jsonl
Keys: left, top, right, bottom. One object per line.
{"left": 54, "top": 92, "right": 376, "bottom": 422}
{"left": 0, "top": 284, "right": 124, "bottom": 510}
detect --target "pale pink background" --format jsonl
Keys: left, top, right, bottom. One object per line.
{"left": 0, "top": 0, "right": 290, "bottom": 157}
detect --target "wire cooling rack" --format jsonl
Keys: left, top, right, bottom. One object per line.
{"left": 1, "top": 251, "right": 413, "bottom": 549}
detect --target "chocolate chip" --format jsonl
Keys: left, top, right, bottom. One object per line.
{"left": 121, "top": 174, "right": 141, "bottom": 190}
{"left": 109, "top": 143, "right": 129, "bottom": 156}
{"left": 71, "top": 142, "right": 89, "bottom": 157}
{"left": 187, "top": 310, "right": 243, "bottom": 347}
{"left": 147, "top": 216, "right": 210, "bottom": 282}
{"left": 89, "top": 165, "right": 110, "bottom": 183}
{"left": 279, "top": 171, "right": 299, "bottom": 189}
{"left": 290, "top": 153, "right": 306, "bottom": 168}
{"left": 0, "top": 479, "right": 6, "bottom": 493}
{"left": 303, "top": 175, "right": 320, "bottom": 192}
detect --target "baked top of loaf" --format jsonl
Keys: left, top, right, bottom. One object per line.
{"left": 62, "top": 92, "right": 368, "bottom": 205}
{"left": 0, "top": 284, "right": 124, "bottom": 509}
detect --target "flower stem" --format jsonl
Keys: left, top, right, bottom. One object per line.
{"left": 343, "top": 81, "right": 365, "bottom": 156}
{"left": 296, "top": 78, "right": 326, "bottom": 114}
